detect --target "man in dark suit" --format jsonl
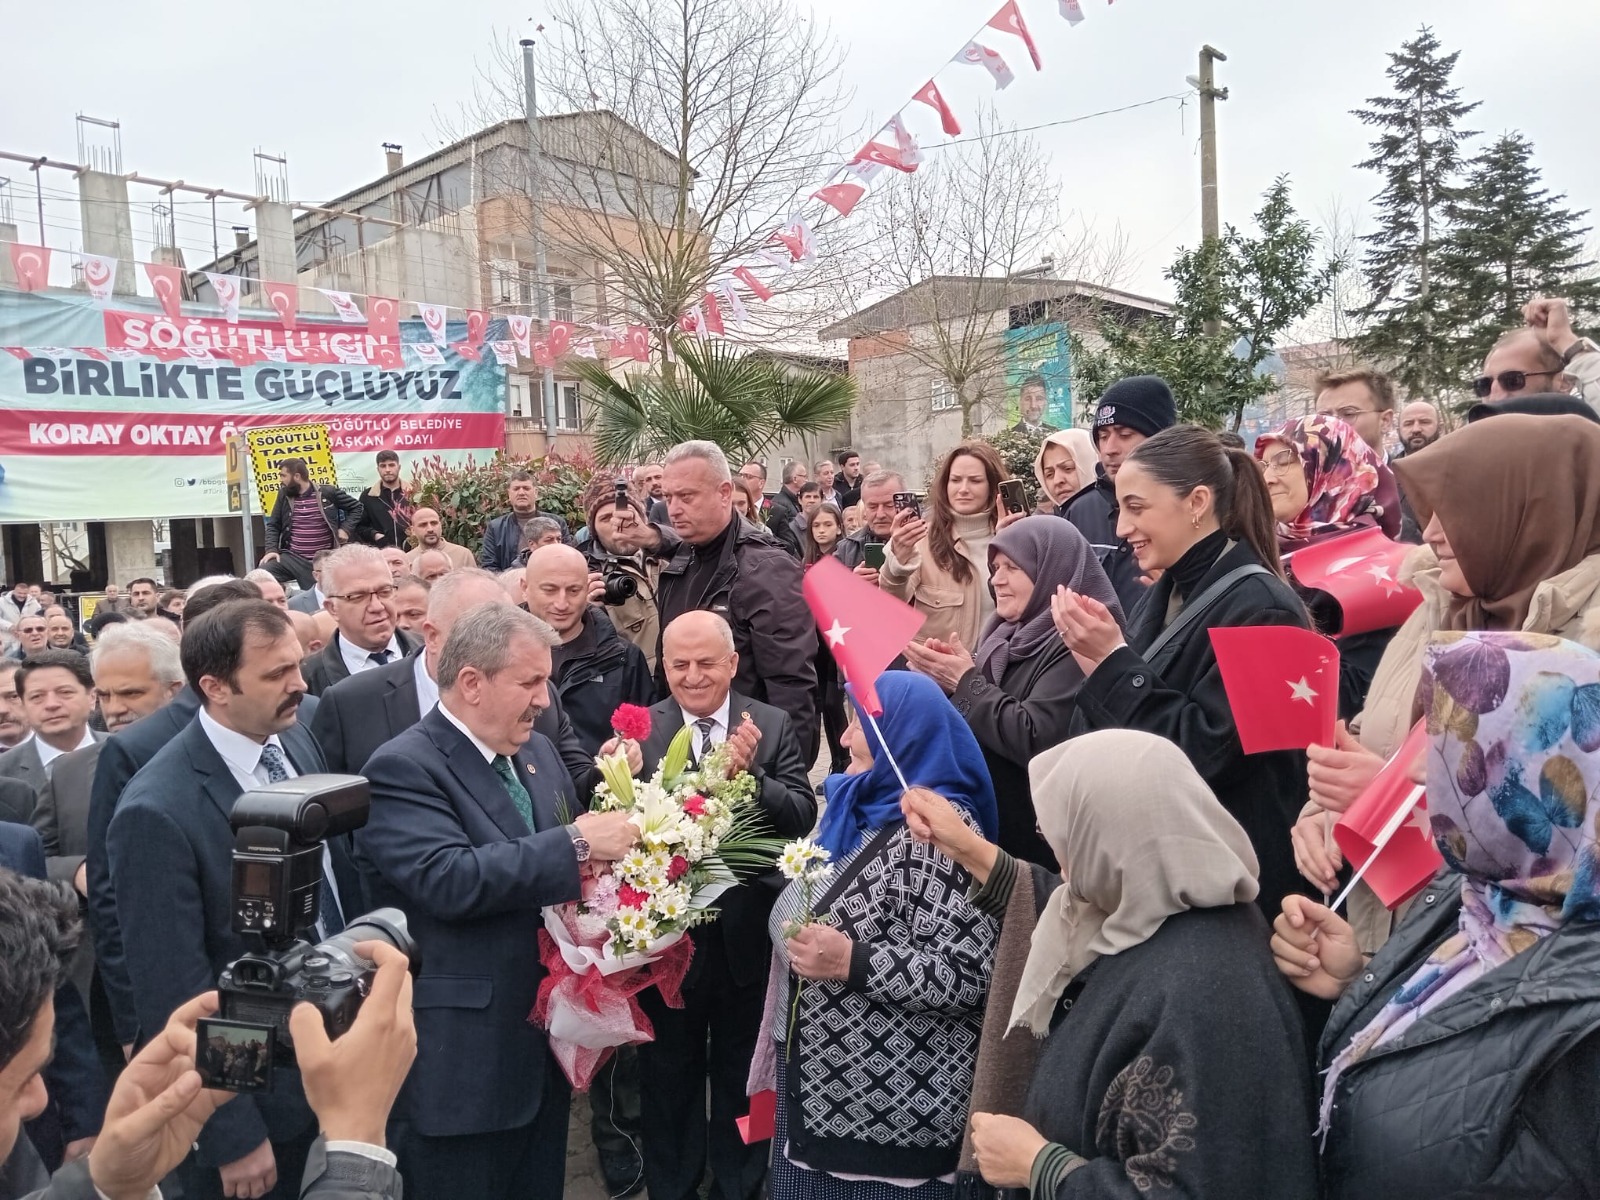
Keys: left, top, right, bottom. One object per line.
{"left": 299, "top": 545, "right": 418, "bottom": 696}
{"left": 107, "top": 600, "right": 355, "bottom": 1200}
{"left": 0, "top": 652, "right": 105, "bottom": 826}
{"left": 478, "top": 470, "right": 573, "bottom": 571}
{"left": 357, "top": 603, "right": 639, "bottom": 1200}
{"left": 0, "top": 824, "right": 108, "bottom": 1176}
{"left": 634, "top": 611, "right": 816, "bottom": 1200}
{"left": 286, "top": 550, "right": 333, "bottom": 615}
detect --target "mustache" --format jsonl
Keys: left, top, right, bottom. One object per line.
{"left": 276, "top": 694, "right": 303, "bottom": 717}
{"left": 519, "top": 706, "right": 543, "bottom": 724}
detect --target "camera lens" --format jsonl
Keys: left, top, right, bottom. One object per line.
{"left": 602, "top": 572, "right": 638, "bottom": 604}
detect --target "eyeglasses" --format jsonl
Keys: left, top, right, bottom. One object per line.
{"left": 1258, "top": 449, "right": 1299, "bottom": 474}
{"left": 1472, "top": 369, "right": 1560, "bottom": 398}
{"left": 330, "top": 584, "right": 397, "bottom": 606}
{"left": 1325, "top": 406, "right": 1377, "bottom": 423}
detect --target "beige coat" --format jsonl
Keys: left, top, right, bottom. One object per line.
{"left": 1329, "top": 545, "right": 1600, "bottom": 951}
{"left": 880, "top": 534, "right": 991, "bottom": 650}
{"left": 405, "top": 539, "right": 475, "bottom": 571}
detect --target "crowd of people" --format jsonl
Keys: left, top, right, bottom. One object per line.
{"left": 1, "top": 294, "right": 1599, "bottom": 1200}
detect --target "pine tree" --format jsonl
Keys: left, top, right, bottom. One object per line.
{"left": 1436, "top": 132, "right": 1600, "bottom": 373}
{"left": 1350, "top": 26, "right": 1479, "bottom": 400}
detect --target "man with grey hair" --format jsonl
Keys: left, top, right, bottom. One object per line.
{"left": 834, "top": 468, "right": 905, "bottom": 576}
{"left": 357, "top": 602, "right": 639, "bottom": 1198}
{"left": 610, "top": 440, "right": 817, "bottom": 764}
{"left": 765, "top": 460, "right": 808, "bottom": 559}
{"left": 300, "top": 544, "right": 418, "bottom": 695}
{"left": 32, "top": 620, "right": 186, "bottom": 1024}
{"left": 244, "top": 568, "right": 290, "bottom": 610}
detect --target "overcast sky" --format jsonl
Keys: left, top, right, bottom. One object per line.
{"left": 3, "top": 0, "right": 1594, "bottom": 302}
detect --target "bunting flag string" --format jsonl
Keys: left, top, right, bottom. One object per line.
{"left": 913, "top": 80, "right": 963, "bottom": 136}
{"left": 989, "top": 0, "right": 1043, "bottom": 70}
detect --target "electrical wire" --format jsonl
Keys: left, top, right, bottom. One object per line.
{"left": 923, "top": 90, "right": 1192, "bottom": 148}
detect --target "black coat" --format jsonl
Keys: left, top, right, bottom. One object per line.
{"left": 1295, "top": 568, "right": 1399, "bottom": 721}
{"left": 950, "top": 638, "right": 1081, "bottom": 868}
{"left": 1059, "top": 472, "right": 1144, "bottom": 615}
{"left": 636, "top": 691, "right": 816, "bottom": 989}
{"left": 1070, "top": 539, "right": 1312, "bottom": 918}
{"left": 263, "top": 483, "right": 362, "bottom": 553}
{"left": 550, "top": 608, "right": 656, "bottom": 755}
{"left": 478, "top": 510, "right": 573, "bottom": 570}
{"left": 831, "top": 526, "right": 881, "bottom": 571}
{"left": 300, "top": 628, "right": 419, "bottom": 697}
{"left": 356, "top": 482, "right": 409, "bottom": 547}
{"left": 766, "top": 487, "right": 804, "bottom": 557}
{"left": 651, "top": 517, "right": 817, "bottom": 756}
{"left": 1320, "top": 874, "right": 1600, "bottom": 1199}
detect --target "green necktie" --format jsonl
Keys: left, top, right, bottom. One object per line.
{"left": 492, "top": 755, "right": 535, "bottom": 833}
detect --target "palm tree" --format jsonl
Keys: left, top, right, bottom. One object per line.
{"left": 569, "top": 338, "right": 857, "bottom": 466}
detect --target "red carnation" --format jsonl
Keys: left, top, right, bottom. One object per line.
{"left": 619, "top": 884, "right": 650, "bottom": 909}
{"left": 612, "top": 704, "right": 653, "bottom": 743}
{"left": 683, "top": 794, "right": 707, "bottom": 818}
{"left": 668, "top": 855, "right": 690, "bottom": 881}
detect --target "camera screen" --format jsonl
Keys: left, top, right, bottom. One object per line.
{"left": 195, "top": 1018, "right": 276, "bottom": 1094}
{"left": 237, "top": 861, "right": 274, "bottom": 897}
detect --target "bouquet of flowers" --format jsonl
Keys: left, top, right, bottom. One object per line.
{"left": 532, "top": 703, "right": 785, "bottom": 1089}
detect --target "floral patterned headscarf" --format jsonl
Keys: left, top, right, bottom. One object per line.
{"left": 1318, "top": 630, "right": 1600, "bottom": 1134}
{"left": 1255, "top": 414, "right": 1389, "bottom": 550}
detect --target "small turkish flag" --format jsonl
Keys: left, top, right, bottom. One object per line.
{"left": 225, "top": 345, "right": 260, "bottom": 367}
{"left": 803, "top": 557, "right": 926, "bottom": 716}
{"left": 8, "top": 244, "right": 51, "bottom": 292}
{"left": 771, "top": 219, "right": 815, "bottom": 263}
{"left": 370, "top": 343, "right": 404, "bottom": 370}
{"left": 451, "top": 341, "right": 482, "bottom": 362}
{"left": 531, "top": 340, "right": 554, "bottom": 368}
{"left": 701, "top": 292, "right": 726, "bottom": 336}
{"left": 736, "top": 1090, "right": 776, "bottom": 1144}
{"left": 548, "top": 320, "right": 575, "bottom": 359}
{"left": 988, "top": 0, "right": 1043, "bottom": 70}
{"left": 1288, "top": 526, "right": 1422, "bottom": 638}
{"left": 367, "top": 295, "right": 401, "bottom": 342}
{"left": 144, "top": 262, "right": 186, "bottom": 321}
{"left": 264, "top": 281, "right": 298, "bottom": 330}
{"left": 733, "top": 267, "right": 773, "bottom": 302}
{"left": 623, "top": 325, "right": 650, "bottom": 362}
{"left": 913, "top": 79, "right": 962, "bottom": 136}
{"left": 1209, "top": 625, "right": 1339, "bottom": 753}
{"left": 465, "top": 309, "right": 489, "bottom": 346}
{"left": 1334, "top": 721, "right": 1442, "bottom": 909}
{"left": 812, "top": 181, "right": 866, "bottom": 217}
{"left": 956, "top": 41, "right": 1015, "bottom": 90}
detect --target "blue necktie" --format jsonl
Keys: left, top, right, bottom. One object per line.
{"left": 259, "top": 743, "right": 344, "bottom": 937}
{"left": 368, "top": 649, "right": 393, "bottom": 667}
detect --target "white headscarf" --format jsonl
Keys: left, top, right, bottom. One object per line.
{"left": 1032, "top": 429, "right": 1098, "bottom": 506}
{"left": 1008, "top": 730, "right": 1260, "bottom": 1036}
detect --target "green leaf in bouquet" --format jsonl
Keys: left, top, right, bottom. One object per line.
{"left": 660, "top": 724, "right": 694, "bottom": 785}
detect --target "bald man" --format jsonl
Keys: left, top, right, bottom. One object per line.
{"left": 633, "top": 610, "right": 816, "bottom": 1200}
{"left": 404, "top": 506, "right": 475, "bottom": 571}
{"left": 523, "top": 544, "right": 654, "bottom": 756}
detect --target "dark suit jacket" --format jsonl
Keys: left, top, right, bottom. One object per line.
{"left": 311, "top": 651, "right": 600, "bottom": 797}
{"left": 0, "top": 735, "right": 108, "bottom": 827}
{"left": 30, "top": 742, "right": 101, "bottom": 1002}
{"left": 637, "top": 691, "right": 816, "bottom": 988}
{"left": 356, "top": 707, "right": 584, "bottom": 1138}
{"left": 0, "top": 772, "right": 35, "bottom": 827}
{"left": 287, "top": 588, "right": 323, "bottom": 615}
{"left": 478, "top": 509, "right": 573, "bottom": 571}
{"left": 301, "top": 628, "right": 419, "bottom": 697}
{"left": 0, "top": 824, "right": 108, "bottom": 1152}
{"left": 105, "top": 716, "right": 343, "bottom": 1169}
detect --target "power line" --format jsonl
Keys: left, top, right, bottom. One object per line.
{"left": 924, "top": 91, "right": 1192, "bottom": 149}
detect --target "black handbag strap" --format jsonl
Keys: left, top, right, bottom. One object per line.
{"left": 1141, "top": 564, "right": 1272, "bottom": 665}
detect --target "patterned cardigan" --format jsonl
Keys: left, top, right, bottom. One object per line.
{"left": 782, "top": 819, "right": 998, "bottom": 1180}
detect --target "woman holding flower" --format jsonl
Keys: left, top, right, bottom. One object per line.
{"left": 751, "top": 671, "right": 1000, "bottom": 1200}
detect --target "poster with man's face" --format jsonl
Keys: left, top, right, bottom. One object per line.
{"left": 1003, "top": 323, "right": 1072, "bottom": 432}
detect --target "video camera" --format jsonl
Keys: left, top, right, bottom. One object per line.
{"left": 588, "top": 478, "right": 641, "bottom": 605}
{"left": 198, "top": 776, "right": 420, "bottom": 1094}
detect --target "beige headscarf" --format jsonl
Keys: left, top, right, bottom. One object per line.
{"left": 1009, "top": 730, "right": 1260, "bottom": 1036}
{"left": 1032, "top": 429, "right": 1098, "bottom": 506}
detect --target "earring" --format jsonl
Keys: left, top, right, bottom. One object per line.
{"left": 1191, "top": 513, "right": 1200, "bottom": 528}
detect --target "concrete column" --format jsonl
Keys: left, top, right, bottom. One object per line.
{"left": 0, "top": 222, "right": 17, "bottom": 286}
{"left": 76, "top": 171, "right": 138, "bottom": 295}
{"left": 254, "top": 202, "right": 298, "bottom": 285}
{"left": 104, "top": 521, "right": 160, "bottom": 588}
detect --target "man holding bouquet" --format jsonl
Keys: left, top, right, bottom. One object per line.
{"left": 634, "top": 611, "right": 817, "bottom": 1200}
{"left": 357, "top": 602, "right": 640, "bottom": 1200}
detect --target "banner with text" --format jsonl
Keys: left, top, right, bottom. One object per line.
{"left": 0, "top": 290, "right": 506, "bottom": 522}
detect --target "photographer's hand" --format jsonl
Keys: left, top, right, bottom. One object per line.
{"left": 88, "top": 991, "right": 235, "bottom": 1200}
{"left": 289, "top": 942, "right": 417, "bottom": 1148}
{"left": 587, "top": 571, "right": 608, "bottom": 605}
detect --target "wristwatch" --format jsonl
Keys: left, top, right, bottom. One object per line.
{"left": 1562, "top": 336, "right": 1599, "bottom": 365}
{"left": 566, "top": 824, "right": 591, "bottom": 864}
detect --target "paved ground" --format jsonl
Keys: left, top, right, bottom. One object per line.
{"left": 562, "top": 745, "right": 834, "bottom": 1200}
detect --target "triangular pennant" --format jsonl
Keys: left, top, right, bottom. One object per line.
{"left": 204, "top": 272, "right": 241, "bottom": 323}
{"left": 418, "top": 303, "right": 448, "bottom": 346}
{"left": 732, "top": 267, "right": 774, "bottom": 302}
{"left": 913, "top": 80, "right": 962, "bottom": 136}
{"left": 956, "top": 40, "right": 1016, "bottom": 89}
{"left": 7, "top": 244, "right": 51, "bottom": 293}
{"left": 701, "top": 292, "right": 726, "bottom": 336}
{"left": 367, "top": 295, "right": 401, "bottom": 342}
{"left": 144, "top": 262, "right": 185, "bottom": 321}
{"left": 263, "top": 281, "right": 298, "bottom": 330}
{"left": 988, "top": 0, "right": 1043, "bottom": 70}
{"left": 812, "top": 181, "right": 866, "bottom": 217}
{"left": 1059, "top": 0, "right": 1086, "bottom": 24}
{"left": 508, "top": 314, "right": 532, "bottom": 357}
{"left": 716, "top": 280, "right": 749, "bottom": 326}
{"left": 320, "top": 289, "right": 366, "bottom": 324}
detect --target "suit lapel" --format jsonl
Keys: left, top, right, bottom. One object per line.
{"left": 424, "top": 710, "right": 532, "bottom": 842}
{"left": 512, "top": 741, "right": 567, "bottom": 831}
{"left": 641, "top": 698, "right": 681, "bottom": 774}
{"left": 182, "top": 719, "right": 244, "bottom": 824}
{"left": 385, "top": 660, "right": 422, "bottom": 729}
{"left": 282, "top": 723, "right": 325, "bottom": 774}
{"left": 323, "top": 636, "right": 352, "bottom": 685}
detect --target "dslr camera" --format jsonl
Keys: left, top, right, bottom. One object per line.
{"left": 198, "top": 776, "right": 420, "bottom": 1094}
{"left": 588, "top": 479, "right": 641, "bottom": 605}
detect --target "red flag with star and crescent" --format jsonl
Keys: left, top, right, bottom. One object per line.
{"left": 1333, "top": 720, "right": 1443, "bottom": 908}
{"left": 802, "top": 557, "right": 925, "bottom": 716}
{"left": 1287, "top": 526, "right": 1422, "bottom": 638}
{"left": 1208, "top": 625, "right": 1339, "bottom": 754}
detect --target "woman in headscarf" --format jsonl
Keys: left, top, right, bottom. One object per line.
{"left": 1291, "top": 414, "right": 1600, "bottom": 954}
{"left": 753, "top": 671, "right": 1000, "bottom": 1200}
{"left": 904, "top": 516, "right": 1122, "bottom": 866}
{"left": 1034, "top": 429, "right": 1098, "bottom": 514}
{"left": 1256, "top": 412, "right": 1402, "bottom": 718}
{"left": 1275, "top": 630, "right": 1600, "bottom": 1198}
{"left": 903, "top": 730, "right": 1318, "bottom": 1199}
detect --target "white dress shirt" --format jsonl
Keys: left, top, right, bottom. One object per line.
{"left": 413, "top": 649, "right": 440, "bottom": 717}
{"left": 679, "top": 696, "right": 732, "bottom": 756}
{"left": 439, "top": 700, "right": 497, "bottom": 763}
{"left": 338, "top": 631, "right": 404, "bottom": 679}
{"left": 33, "top": 726, "right": 97, "bottom": 771}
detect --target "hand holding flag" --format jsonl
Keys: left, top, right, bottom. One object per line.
{"left": 1332, "top": 721, "right": 1442, "bottom": 910}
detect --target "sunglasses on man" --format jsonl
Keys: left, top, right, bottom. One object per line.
{"left": 1472, "top": 369, "right": 1561, "bottom": 398}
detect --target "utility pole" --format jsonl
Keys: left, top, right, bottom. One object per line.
{"left": 1194, "top": 45, "right": 1229, "bottom": 336}
{"left": 520, "top": 39, "right": 559, "bottom": 443}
